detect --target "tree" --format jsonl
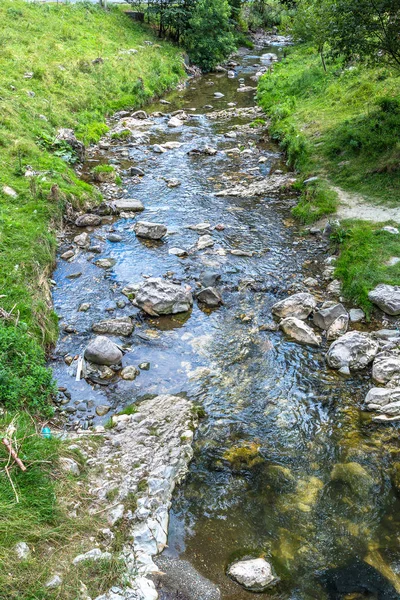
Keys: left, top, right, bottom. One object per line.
{"left": 292, "top": 0, "right": 332, "bottom": 71}
{"left": 329, "top": 0, "right": 400, "bottom": 68}
{"left": 184, "top": 0, "right": 236, "bottom": 71}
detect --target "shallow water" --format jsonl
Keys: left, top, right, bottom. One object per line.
{"left": 51, "top": 42, "right": 400, "bottom": 600}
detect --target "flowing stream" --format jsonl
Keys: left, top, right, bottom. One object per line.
{"left": 51, "top": 40, "right": 400, "bottom": 600}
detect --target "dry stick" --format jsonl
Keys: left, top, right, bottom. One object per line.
{"left": 2, "top": 438, "right": 27, "bottom": 471}
{"left": 5, "top": 465, "right": 19, "bottom": 504}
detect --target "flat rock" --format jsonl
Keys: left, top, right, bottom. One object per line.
{"left": 134, "top": 277, "right": 193, "bottom": 316}
{"left": 272, "top": 292, "right": 316, "bottom": 320}
{"left": 227, "top": 558, "right": 277, "bottom": 592}
{"left": 113, "top": 198, "right": 144, "bottom": 212}
{"left": 368, "top": 284, "right": 400, "bottom": 315}
{"left": 280, "top": 317, "right": 321, "bottom": 346}
{"left": 84, "top": 336, "right": 123, "bottom": 366}
{"left": 168, "top": 247, "right": 188, "bottom": 257}
{"left": 95, "top": 258, "right": 116, "bottom": 269}
{"left": 92, "top": 317, "right": 134, "bottom": 337}
{"left": 168, "top": 116, "right": 183, "bottom": 127}
{"left": 134, "top": 221, "right": 167, "bottom": 240}
{"left": 326, "top": 331, "right": 379, "bottom": 374}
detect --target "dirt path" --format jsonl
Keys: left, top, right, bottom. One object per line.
{"left": 333, "top": 186, "right": 400, "bottom": 224}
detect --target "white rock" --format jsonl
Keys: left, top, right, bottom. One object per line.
{"left": 382, "top": 226, "right": 399, "bottom": 235}
{"left": 167, "top": 116, "right": 183, "bottom": 127}
{"left": 326, "top": 331, "right": 379, "bottom": 374}
{"left": 113, "top": 198, "right": 144, "bottom": 212}
{"left": 365, "top": 387, "right": 400, "bottom": 415}
{"left": 3, "top": 185, "right": 17, "bottom": 198}
{"left": 134, "top": 221, "right": 167, "bottom": 240}
{"left": 280, "top": 317, "right": 321, "bottom": 346}
{"left": 197, "top": 235, "right": 214, "bottom": 250}
{"left": 168, "top": 247, "right": 188, "bottom": 257}
{"left": 368, "top": 284, "right": 400, "bottom": 316}
{"left": 59, "top": 457, "right": 80, "bottom": 476}
{"left": 372, "top": 354, "right": 400, "bottom": 384}
{"left": 73, "top": 548, "right": 112, "bottom": 565}
{"left": 349, "top": 308, "right": 365, "bottom": 322}
{"left": 313, "top": 303, "right": 347, "bottom": 330}
{"left": 15, "top": 542, "right": 31, "bottom": 560}
{"left": 228, "top": 558, "right": 277, "bottom": 592}
{"left": 45, "top": 574, "right": 62, "bottom": 589}
{"left": 107, "top": 503, "right": 125, "bottom": 526}
{"left": 327, "top": 313, "right": 349, "bottom": 340}
{"left": 134, "top": 278, "right": 193, "bottom": 316}
{"left": 271, "top": 293, "right": 316, "bottom": 320}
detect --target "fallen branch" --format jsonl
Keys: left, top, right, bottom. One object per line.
{"left": 2, "top": 438, "right": 27, "bottom": 471}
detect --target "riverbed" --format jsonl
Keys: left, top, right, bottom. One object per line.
{"left": 50, "top": 38, "right": 400, "bottom": 600}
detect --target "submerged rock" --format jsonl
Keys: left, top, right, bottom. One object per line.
{"left": 92, "top": 317, "right": 134, "bottom": 337}
{"left": 134, "top": 278, "right": 193, "bottom": 316}
{"left": 326, "top": 331, "right": 379, "bottom": 374}
{"left": 368, "top": 284, "right": 400, "bottom": 315}
{"left": 227, "top": 558, "right": 278, "bottom": 592}
{"left": 271, "top": 292, "right": 316, "bottom": 320}
{"left": 84, "top": 336, "right": 123, "bottom": 366}
{"left": 133, "top": 221, "right": 167, "bottom": 240}
{"left": 120, "top": 365, "right": 140, "bottom": 380}
{"left": 280, "top": 317, "right": 321, "bottom": 346}
{"left": 330, "top": 462, "right": 375, "bottom": 498}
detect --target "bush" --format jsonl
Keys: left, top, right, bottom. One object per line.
{"left": 0, "top": 325, "right": 55, "bottom": 414}
{"left": 184, "top": 0, "right": 236, "bottom": 72}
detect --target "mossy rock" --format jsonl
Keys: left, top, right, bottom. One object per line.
{"left": 264, "top": 464, "right": 296, "bottom": 493}
{"left": 223, "top": 441, "right": 263, "bottom": 470}
{"left": 330, "top": 462, "right": 375, "bottom": 498}
{"left": 294, "top": 476, "right": 324, "bottom": 513}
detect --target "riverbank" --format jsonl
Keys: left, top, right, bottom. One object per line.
{"left": 257, "top": 44, "right": 400, "bottom": 313}
{"left": 0, "top": 0, "right": 185, "bottom": 411}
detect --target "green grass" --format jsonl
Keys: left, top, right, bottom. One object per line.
{"left": 0, "top": 0, "right": 185, "bottom": 412}
{"left": 333, "top": 221, "right": 400, "bottom": 316}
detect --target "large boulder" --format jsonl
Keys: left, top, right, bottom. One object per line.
{"left": 365, "top": 387, "right": 400, "bottom": 416}
{"left": 227, "top": 558, "right": 277, "bottom": 592}
{"left": 326, "top": 331, "right": 379, "bottom": 374}
{"left": 92, "top": 317, "right": 134, "bottom": 337}
{"left": 271, "top": 293, "right": 316, "bottom": 320}
{"left": 372, "top": 354, "right": 400, "bottom": 384}
{"left": 84, "top": 336, "right": 123, "bottom": 366}
{"left": 133, "top": 278, "right": 193, "bottom": 316}
{"left": 133, "top": 221, "right": 167, "bottom": 240}
{"left": 280, "top": 317, "right": 321, "bottom": 346}
{"left": 313, "top": 303, "right": 347, "bottom": 330}
{"left": 368, "top": 284, "right": 400, "bottom": 315}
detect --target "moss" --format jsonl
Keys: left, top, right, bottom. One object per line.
{"left": 223, "top": 441, "right": 263, "bottom": 470}
{"left": 330, "top": 462, "right": 375, "bottom": 498}
{"left": 264, "top": 464, "right": 296, "bottom": 493}
{"left": 294, "top": 476, "right": 324, "bottom": 513}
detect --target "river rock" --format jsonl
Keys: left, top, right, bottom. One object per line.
{"left": 168, "top": 116, "right": 183, "bottom": 127}
{"left": 75, "top": 213, "right": 101, "bottom": 227}
{"left": 197, "top": 235, "right": 214, "bottom": 250}
{"left": 130, "top": 167, "right": 145, "bottom": 177}
{"left": 134, "top": 278, "right": 193, "bottom": 316}
{"left": 84, "top": 336, "right": 123, "bottom": 366}
{"left": 168, "top": 247, "right": 187, "bottom": 257}
{"left": 327, "top": 314, "right": 349, "bottom": 340}
{"left": 365, "top": 387, "right": 400, "bottom": 416}
{"left": 326, "top": 331, "right": 379, "bottom": 374}
{"left": 15, "top": 542, "right": 31, "bottom": 560}
{"left": 56, "top": 128, "right": 85, "bottom": 161}
{"left": 349, "top": 308, "right": 365, "bottom": 322}
{"left": 96, "top": 404, "right": 111, "bottom": 416}
{"left": 372, "top": 354, "right": 400, "bottom": 384}
{"left": 133, "top": 221, "right": 167, "bottom": 240}
{"left": 200, "top": 271, "right": 221, "bottom": 287}
{"left": 280, "top": 317, "right": 321, "bottom": 346}
{"left": 271, "top": 292, "right": 316, "bottom": 320}
{"left": 368, "top": 284, "right": 400, "bottom": 315}
{"left": 228, "top": 558, "right": 277, "bottom": 592}
{"left": 107, "top": 233, "right": 122, "bottom": 243}
{"left": 120, "top": 366, "right": 140, "bottom": 380}
{"left": 92, "top": 317, "right": 134, "bottom": 337}
{"left": 74, "top": 232, "right": 90, "bottom": 247}
{"left": 95, "top": 258, "right": 116, "bottom": 269}
{"left": 61, "top": 250, "right": 74, "bottom": 260}
{"left": 313, "top": 303, "right": 347, "bottom": 330}
{"left": 113, "top": 198, "right": 144, "bottom": 212}
{"left": 196, "top": 287, "right": 223, "bottom": 307}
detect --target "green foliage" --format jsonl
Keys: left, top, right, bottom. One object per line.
{"left": 36, "top": 133, "right": 79, "bottom": 165}
{"left": 292, "top": 180, "right": 339, "bottom": 224}
{"left": 184, "top": 0, "right": 236, "bottom": 72}
{"left": 0, "top": 326, "right": 55, "bottom": 414}
{"left": 334, "top": 222, "right": 400, "bottom": 315}
{"left": 92, "top": 164, "right": 115, "bottom": 174}
{"left": 246, "top": 0, "right": 294, "bottom": 30}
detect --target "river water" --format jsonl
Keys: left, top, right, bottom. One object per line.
{"left": 51, "top": 40, "right": 400, "bottom": 600}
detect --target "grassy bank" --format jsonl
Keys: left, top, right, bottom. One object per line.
{"left": 257, "top": 45, "right": 400, "bottom": 313}
{"left": 0, "top": 0, "right": 185, "bottom": 411}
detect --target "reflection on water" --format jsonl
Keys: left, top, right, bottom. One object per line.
{"left": 51, "top": 42, "right": 400, "bottom": 600}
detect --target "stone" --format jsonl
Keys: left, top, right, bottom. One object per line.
{"left": 96, "top": 405, "right": 111, "bottom": 416}
{"left": 386, "top": 256, "right": 400, "bottom": 267}
{"left": 168, "top": 116, "right": 183, "bottom": 127}
{"left": 230, "top": 249, "right": 253, "bottom": 256}
{"left": 161, "top": 141, "right": 182, "bottom": 150}
{"left": 59, "top": 457, "right": 80, "bottom": 476}
{"left": 372, "top": 354, "right": 400, "bottom": 384}
{"left": 95, "top": 258, "right": 116, "bottom": 269}
{"left": 365, "top": 387, "right": 400, "bottom": 415}
{"left": 107, "top": 503, "right": 125, "bottom": 526}
{"left": 227, "top": 558, "right": 277, "bottom": 592}
{"left": 196, "top": 287, "right": 223, "bottom": 307}
{"left": 382, "top": 226, "right": 399, "bottom": 235}
{"left": 327, "top": 279, "right": 341, "bottom": 295}
{"left": 166, "top": 178, "right": 181, "bottom": 188}
{"left": 280, "top": 317, "right": 321, "bottom": 346}
{"left": 330, "top": 462, "right": 375, "bottom": 498}
{"left": 303, "top": 277, "right": 318, "bottom": 287}
{"left": 214, "top": 92, "right": 224, "bottom": 98}
{"left": 122, "top": 283, "right": 141, "bottom": 300}
{"left": 15, "top": 542, "right": 31, "bottom": 560}
{"left": 61, "top": 250, "right": 74, "bottom": 260}
{"left": 349, "top": 308, "right": 365, "bottom": 322}
{"left": 313, "top": 303, "right": 347, "bottom": 330}
{"left": 107, "top": 233, "right": 122, "bottom": 243}
{"left": 120, "top": 366, "right": 140, "bottom": 380}
{"left": 368, "top": 284, "right": 400, "bottom": 315}
{"left": 56, "top": 128, "right": 85, "bottom": 161}
{"left": 153, "top": 144, "right": 166, "bottom": 153}
{"left": 84, "top": 336, "right": 123, "bottom": 366}
{"left": 113, "top": 198, "right": 144, "bottom": 212}
{"left": 45, "top": 575, "right": 62, "bottom": 589}
{"left": 130, "top": 167, "right": 145, "bottom": 177}
{"left": 188, "top": 222, "right": 211, "bottom": 232}
{"left": 326, "top": 331, "right": 379, "bottom": 374}
{"left": 134, "top": 221, "right": 167, "bottom": 240}
{"left": 374, "top": 329, "right": 400, "bottom": 340}
{"left": 139, "top": 362, "right": 150, "bottom": 370}
{"left": 327, "top": 314, "right": 349, "bottom": 340}
{"left": 92, "top": 317, "right": 134, "bottom": 337}
{"left": 271, "top": 293, "right": 316, "bottom": 320}
{"left": 66, "top": 272, "right": 82, "bottom": 279}
{"left": 134, "top": 278, "right": 193, "bottom": 316}
{"left": 200, "top": 271, "right": 221, "bottom": 287}
{"left": 74, "top": 232, "right": 90, "bottom": 247}
{"left": 2, "top": 185, "right": 17, "bottom": 198}
{"left": 72, "top": 548, "right": 112, "bottom": 565}
{"left": 78, "top": 303, "right": 91, "bottom": 312}
{"left": 168, "top": 247, "right": 187, "bottom": 257}
{"left": 197, "top": 234, "right": 214, "bottom": 250}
